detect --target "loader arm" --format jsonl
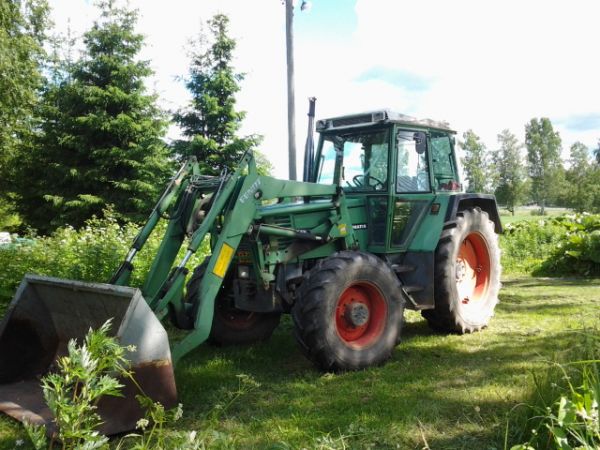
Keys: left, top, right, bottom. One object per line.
{"left": 110, "top": 158, "right": 202, "bottom": 287}
{"left": 148, "top": 151, "right": 357, "bottom": 364}
{"left": 0, "top": 145, "right": 356, "bottom": 434}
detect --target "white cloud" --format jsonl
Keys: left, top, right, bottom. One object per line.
{"left": 352, "top": 0, "right": 600, "bottom": 154}
{"left": 48, "top": 0, "right": 600, "bottom": 178}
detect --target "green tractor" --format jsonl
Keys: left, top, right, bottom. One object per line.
{"left": 0, "top": 108, "right": 501, "bottom": 434}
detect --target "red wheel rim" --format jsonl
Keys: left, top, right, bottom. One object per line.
{"left": 215, "top": 303, "right": 259, "bottom": 330}
{"left": 334, "top": 281, "right": 387, "bottom": 348}
{"left": 455, "top": 232, "right": 491, "bottom": 306}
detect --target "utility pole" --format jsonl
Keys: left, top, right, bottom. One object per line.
{"left": 285, "top": 0, "right": 297, "bottom": 180}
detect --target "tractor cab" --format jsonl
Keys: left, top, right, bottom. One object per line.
{"left": 313, "top": 110, "right": 461, "bottom": 195}
{"left": 312, "top": 111, "right": 462, "bottom": 253}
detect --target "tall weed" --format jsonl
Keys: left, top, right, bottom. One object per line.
{"left": 24, "top": 320, "right": 134, "bottom": 449}
{"left": 508, "top": 329, "right": 600, "bottom": 449}
{"left": 22, "top": 321, "right": 253, "bottom": 449}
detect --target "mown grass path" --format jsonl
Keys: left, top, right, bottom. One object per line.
{"left": 1, "top": 277, "right": 599, "bottom": 449}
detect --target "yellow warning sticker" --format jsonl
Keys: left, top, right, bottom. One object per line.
{"left": 213, "top": 243, "right": 234, "bottom": 278}
{"left": 338, "top": 223, "right": 347, "bottom": 236}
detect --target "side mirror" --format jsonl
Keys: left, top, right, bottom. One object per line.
{"left": 414, "top": 131, "right": 427, "bottom": 154}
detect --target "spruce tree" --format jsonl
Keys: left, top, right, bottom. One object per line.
{"left": 173, "top": 14, "right": 259, "bottom": 175}
{"left": 17, "top": 0, "right": 171, "bottom": 233}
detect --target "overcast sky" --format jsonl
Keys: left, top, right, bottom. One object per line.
{"left": 49, "top": 0, "right": 600, "bottom": 178}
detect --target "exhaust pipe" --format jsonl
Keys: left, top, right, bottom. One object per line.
{"left": 303, "top": 97, "right": 317, "bottom": 182}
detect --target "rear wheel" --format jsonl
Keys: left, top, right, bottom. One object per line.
{"left": 422, "top": 207, "right": 501, "bottom": 332}
{"left": 292, "top": 251, "right": 404, "bottom": 371}
{"left": 185, "top": 260, "right": 281, "bottom": 345}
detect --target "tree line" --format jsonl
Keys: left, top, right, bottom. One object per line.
{"left": 461, "top": 120, "right": 600, "bottom": 215}
{"left": 0, "top": 0, "right": 258, "bottom": 234}
{"left": 3, "top": 1, "right": 599, "bottom": 235}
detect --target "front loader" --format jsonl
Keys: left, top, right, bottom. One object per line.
{"left": 0, "top": 108, "right": 502, "bottom": 434}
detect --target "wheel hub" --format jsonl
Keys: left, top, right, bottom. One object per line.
{"left": 344, "top": 302, "right": 370, "bottom": 327}
{"left": 215, "top": 302, "right": 258, "bottom": 330}
{"left": 335, "top": 282, "right": 387, "bottom": 348}
{"left": 455, "top": 233, "right": 491, "bottom": 305}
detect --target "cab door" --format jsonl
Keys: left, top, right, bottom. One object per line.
{"left": 314, "top": 127, "right": 392, "bottom": 252}
{"left": 389, "top": 128, "right": 434, "bottom": 250}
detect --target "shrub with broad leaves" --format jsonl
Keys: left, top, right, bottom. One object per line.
{"left": 501, "top": 214, "right": 600, "bottom": 276}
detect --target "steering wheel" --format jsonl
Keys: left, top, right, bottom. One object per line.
{"left": 352, "top": 174, "right": 385, "bottom": 190}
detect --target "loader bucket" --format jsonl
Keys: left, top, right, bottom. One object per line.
{"left": 0, "top": 274, "right": 177, "bottom": 436}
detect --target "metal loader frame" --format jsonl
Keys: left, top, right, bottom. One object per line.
{"left": 111, "top": 151, "right": 358, "bottom": 364}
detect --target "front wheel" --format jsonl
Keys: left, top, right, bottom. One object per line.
{"left": 422, "top": 207, "right": 501, "bottom": 333}
{"left": 292, "top": 251, "right": 405, "bottom": 371}
{"left": 185, "top": 260, "right": 281, "bottom": 345}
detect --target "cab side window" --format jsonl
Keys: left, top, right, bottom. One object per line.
{"left": 396, "top": 131, "right": 430, "bottom": 193}
{"left": 431, "top": 133, "right": 460, "bottom": 191}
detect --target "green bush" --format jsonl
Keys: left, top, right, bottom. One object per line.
{"left": 500, "top": 219, "right": 565, "bottom": 274}
{"left": 0, "top": 214, "right": 129, "bottom": 306}
{"left": 501, "top": 214, "right": 600, "bottom": 277}
{"left": 529, "top": 208, "right": 545, "bottom": 216}
{"left": 0, "top": 210, "right": 207, "bottom": 310}
{"left": 538, "top": 214, "right": 600, "bottom": 277}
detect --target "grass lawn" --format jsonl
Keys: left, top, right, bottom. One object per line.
{"left": 1, "top": 276, "right": 599, "bottom": 449}
{"left": 498, "top": 206, "right": 569, "bottom": 226}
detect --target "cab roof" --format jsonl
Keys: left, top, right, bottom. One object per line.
{"left": 316, "top": 110, "right": 455, "bottom": 134}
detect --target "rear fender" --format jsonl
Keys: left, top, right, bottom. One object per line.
{"left": 445, "top": 194, "right": 502, "bottom": 233}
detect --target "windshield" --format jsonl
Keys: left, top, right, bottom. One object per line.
{"left": 317, "top": 129, "right": 389, "bottom": 191}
